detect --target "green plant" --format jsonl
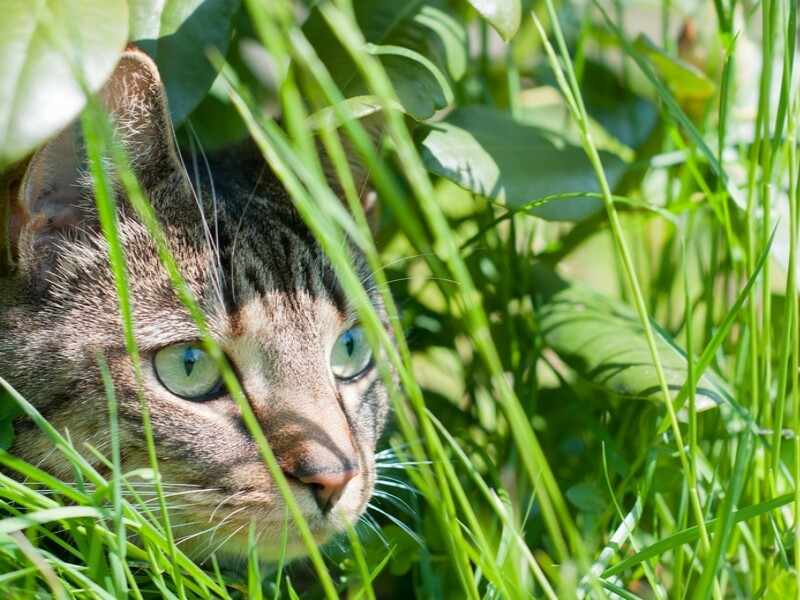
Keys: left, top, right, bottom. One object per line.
{"left": 1, "top": 0, "right": 798, "bottom": 597}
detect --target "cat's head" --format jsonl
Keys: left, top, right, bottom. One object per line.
{"left": 0, "top": 48, "right": 393, "bottom": 562}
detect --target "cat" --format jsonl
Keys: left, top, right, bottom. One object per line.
{"left": 0, "top": 48, "right": 393, "bottom": 562}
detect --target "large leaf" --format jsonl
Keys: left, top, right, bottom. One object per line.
{"left": 533, "top": 61, "right": 661, "bottom": 152}
{"left": 303, "top": 0, "right": 467, "bottom": 121}
{"left": 467, "top": 0, "right": 522, "bottom": 42}
{"left": 0, "top": 0, "right": 129, "bottom": 167}
{"left": 416, "top": 106, "right": 628, "bottom": 221}
{"left": 534, "top": 265, "right": 727, "bottom": 410}
{"left": 129, "top": 0, "right": 241, "bottom": 123}
{"left": 519, "top": 86, "right": 634, "bottom": 162}
{"left": 634, "top": 35, "right": 715, "bottom": 101}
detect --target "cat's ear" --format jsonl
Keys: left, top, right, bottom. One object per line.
{"left": 97, "top": 48, "right": 185, "bottom": 189}
{"left": 4, "top": 48, "right": 188, "bottom": 274}
{"left": 5, "top": 121, "right": 93, "bottom": 274}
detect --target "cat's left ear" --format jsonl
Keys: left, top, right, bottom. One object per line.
{"left": 3, "top": 48, "right": 190, "bottom": 274}
{"left": 97, "top": 47, "right": 186, "bottom": 190}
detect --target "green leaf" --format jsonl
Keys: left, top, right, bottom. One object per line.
{"left": 519, "top": 86, "right": 634, "bottom": 162}
{"left": 0, "top": 0, "right": 129, "bottom": 167}
{"left": 129, "top": 0, "right": 241, "bottom": 123}
{"left": 633, "top": 34, "right": 715, "bottom": 100}
{"left": 553, "top": 60, "right": 660, "bottom": 151}
{"left": 603, "top": 492, "right": 794, "bottom": 578}
{"left": 0, "top": 506, "right": 108, "bottom": 534}
{"left": 0, "top": 420, "right": 15, "bottom": 451}
{"left": 467, "top": 0, "right": 522, "bottom": 42}
{"left": 416, "top": 106, "right": 628, "bottom": 222}
{"left": 0, "top": 389, "right": 22, "bottom": 450}
{"left": 303, "top": 0, "right": 467, "bottom": 120}
{"left": 765, "top": 572, "right": 799, "bottom": 600}
{"left": 383, "top": 525, "right": 421, "bottom": 575}
{"left": 534, "top": 265, "right": 727, "bottom": 410}
{"left": 565, "top": 482, "right": 607, "bottom": 513}
{"left": 652, "top": 466, "right": 683, "bottom": 493}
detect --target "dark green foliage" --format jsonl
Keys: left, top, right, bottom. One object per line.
{"left": 1, "top": 0, "right": 798, "bottom": 597}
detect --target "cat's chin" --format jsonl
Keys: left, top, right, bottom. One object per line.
{"left": 174, "top": 511, "right": 352, "bottom": 565}
{"left": 158, "top": 483, "right": 368, "bottom": 564}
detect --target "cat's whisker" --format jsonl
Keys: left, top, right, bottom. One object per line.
{"left": 374, "top": 446, "right": 419, "bottom": 464}
{"left": 174, "top": 527, "right": 210, "bottom": 547}
{"left": 208, "top": 489, "right": 249, "bottom": 523}
{"left": 200, "top": 521, "right": 250, "bottom": 565}
{"left": 357, "top": 512, "right": 389, "bottom": 550}
{"left": 174, "top": 503, "right": 248, "bottom": 553}
{"left": 153, "top": 503, "right": 200, "bottom": 512}
{"left": 209, "top": 504, "right": 250, "bottom": 537}
{"left": 30, "top": 448, "right": 62, "bottom": 476}
{"left": 374, "top": 477, "right": 420, "bottom": 496}
{"left": 362, "top": 276, "right": 462, "bottom": 298}
{"left": 126, "top": 481, "right": 206, "bottom": 487}
{"left": 365, "top": 503, "right": 423, "bottom": 546}
{"left": 371, "top": 489, "right": 415, "bottom": 515}
{"left": 183, "top": 123, "right": 226, "bottom": 310}
{"left": 169, "top": 520, "right": 205, "bottom": 532}
{"left": 375, "top": 252, "right": 444, "bottom": 273}
{"left": 138, "top": 487, "right": 221, "bottom": 505}
{"left": 122, "top": 483, "right": 211, "bottom": 495}
{"left": 253, "top": 525, "right": 266, "bottom": 553}
{"left": 375, "top": 460, "right": 434, "bottom": 469}
{"left": 375, "top": 445, "right": 407, "bottom": 458}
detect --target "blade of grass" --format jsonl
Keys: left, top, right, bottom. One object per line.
{"left": 321, "top": 0, "right": 586, "bottom": 587}
{"left": 603, "top": 491, "right": 794, "bottom": 578}
{"left": 531, "top": 5, "right": 715, "bottom": 592}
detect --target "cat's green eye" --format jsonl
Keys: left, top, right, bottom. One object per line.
{"left": 154, "top": 343, "right": 222, "bottom": 400}
{"left": 331, "top": 327, "right": 372, "bottom": 381}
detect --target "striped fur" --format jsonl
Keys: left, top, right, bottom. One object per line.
{"left": 0, "top": 50, "right": 393, "bottom": 562}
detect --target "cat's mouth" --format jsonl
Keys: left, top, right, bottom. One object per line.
{"left": 158, "top": 475, "right": 372, "bottom": 563}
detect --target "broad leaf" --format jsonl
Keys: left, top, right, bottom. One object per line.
{"left": 519, "top": 86, "right": 634, "bottom": 162}
{"left": 634, "top": 35, "right": 715, "bottom": 101}
{"left": 534, "top": 265, "right": 727, "bottom": 410}
{"left": 0, "top": 0, "right": 128, "bottom": 167}
{"left": 566, "top": 482, "right": 607, "bottom": 513}
{"left": 765, "top": 572, "right": 799, "bottom": 600}
{"left": 416, "top": 106, "right": 628, "bottom": 221}
{"left": 303, "top": 0, "right": 467, "bottom": 121}
{"left": 533, "top": 60, "right": 661, "bottom": 151}
{"left": 129, "top": 0, "right": 241, "bottom": 123}
{"left": 467, "top": 0, "right": 522, "bottom": 42}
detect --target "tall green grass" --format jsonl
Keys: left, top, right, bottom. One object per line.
{"left": 1, "top": 0, "right": 799, "bottom": 598}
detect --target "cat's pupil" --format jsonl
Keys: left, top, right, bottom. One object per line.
{"left": 183, "top": 347, "right": 198, "bottom": 376}
{"left": 345, "top": 334, "right": 355, "bottom": 356}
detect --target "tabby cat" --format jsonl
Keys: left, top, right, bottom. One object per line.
{"left": 0, "top": 49, "right": 392, "bottom": 561}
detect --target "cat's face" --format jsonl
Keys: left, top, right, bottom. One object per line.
{"left": 0, "top": 50, "right": 392, "bottom": 562}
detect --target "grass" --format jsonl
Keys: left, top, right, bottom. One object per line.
{"left": 1, "top": 0, "right": 799, "bottom": 597}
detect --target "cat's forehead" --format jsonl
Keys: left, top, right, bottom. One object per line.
{"left": 214, "top": 191, "right": 358, "bottom": 311}
{"left": 222, "top": 227, "right": 355, "bottom": 330}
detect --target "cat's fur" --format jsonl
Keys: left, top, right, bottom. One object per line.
{"left": 0, "top": 49, "right": 392, "bottom": 561}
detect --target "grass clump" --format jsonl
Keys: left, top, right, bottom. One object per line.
{"left": 1, "top": 0, "right": 799, "bottom": 598}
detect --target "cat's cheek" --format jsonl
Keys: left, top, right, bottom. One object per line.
{"left": 340, "top": 373, "right": 389, "bottom": 434}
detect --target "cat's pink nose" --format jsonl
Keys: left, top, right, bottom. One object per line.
{"left": 297, "top": 468, "right": 358, "bottom": 511}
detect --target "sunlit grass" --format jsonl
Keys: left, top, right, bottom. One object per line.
{"left": 0, "top": 0, "right": 798, "bottom": 598}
